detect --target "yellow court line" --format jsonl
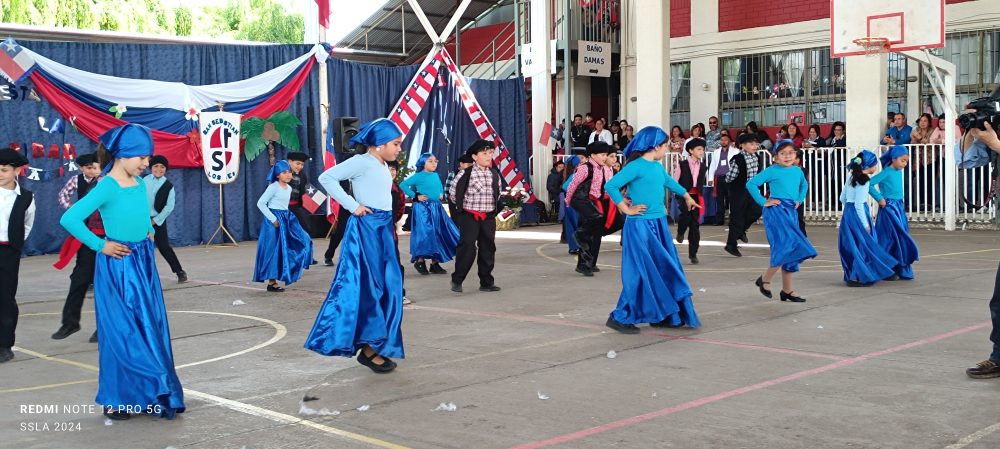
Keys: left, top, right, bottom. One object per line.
{"left": 0, "top": 379, "right": 96, "bottom": 394}
{"left": 945, "top": 421, "right": 1000, "bottom": 449}
{"left": 921, "top": 248, "right": 1000, "bottom": 258}
{"left": 13, "top": 346, "right": 99, "bottom": 372}
{"left": 171, "top": 311, "right": 287, "bottom": 369}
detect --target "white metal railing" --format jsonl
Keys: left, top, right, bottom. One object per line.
{"left": 541, "top": 144, "right": 996, "bottom": 228}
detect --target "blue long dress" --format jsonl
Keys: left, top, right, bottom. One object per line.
{"left": 869, "top": 167, "right": 919, "bottom": 279}
{"left": 560, "top": 178, "right": 580, "bottom": 252}
{"left": 253, "top": 182, "right": 313, "bottom": 285}
{"left": 60, "top": 176, "right": 185, "bottom": 418}
{"left": 399, "top": 171, "right": 460, "bottom": 263}
{"left": 838, "top": 179, "right": 897, "bottom": 284}
{"left": 747, "top": 165, "right": 817, "bottom": 272}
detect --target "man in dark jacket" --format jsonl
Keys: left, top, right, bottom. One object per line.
{"left": 570, "top": 114, "right": 590, "bottom": 149}
{"left": 546, "top": 161, "right": 565, "bottom": 219}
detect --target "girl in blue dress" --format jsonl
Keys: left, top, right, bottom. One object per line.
{"left": 253, "top": 160, "right": 314, "bottom": 292}
{"left": 869, "top": 145, "right": 919, "bottom": 280}
{"left": 603, "top": 126, "right": 701, "bottom": 334}
{"left": 837, "top": 150, "right": 897, "bottom": 286}
{"left": 306, "top": 119, "right": 405, "bottom": 374}
{"left": 399, "top": 152, "right": 460, "bottom": 275}
{"left": 60, "top": 124, "right": 184, "bottom": 420}
{"left": 747, "top": 139, "right": 817, "bottom": 303}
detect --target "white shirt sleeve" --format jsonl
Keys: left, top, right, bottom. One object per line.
{"left": 24, "top": 196, "right": 35, "bottom": 239}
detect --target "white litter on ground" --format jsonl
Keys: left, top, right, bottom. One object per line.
{"left": 606, "top": 350, "right": 617, "bottom": 359}
{"left": 356, "top": 404, "right": 370, "bottom": 412}
{"left": 537, "top": 391, "right": 550, "bottom": 400}
{"left": 104, "top": 419, "right": 113, "bottom": 426}
{"left": 433, "top": 402, "right": 458, "bottom": 412}
{"left": 298, "top": 402, "right": 341, "bottom": 416}
{"left": 232, "top": 299, "right": 246, "bottom": 306}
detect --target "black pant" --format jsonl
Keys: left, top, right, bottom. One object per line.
{"left": 727, "top": 189, "right": 762, "bottom": 247}
{"left": 714, "top": 177, "right": 730, "bottom": 224}
{"left": 797, "top": 202, "right": 807, "bottom": 236}
{"left": 60, "top": 245, "right": 96, "bottom": 328}
{"left": 0, "top": 246, "right": 20, "bottom": 348}
{"left": 451, "top": 213, "right": 496, "bottom": 287}
{"left": 572, "top": 200, "right": 605, "bottom": 270}
{"left": 677, "top": 195, "right": 700, "bottom": 258}
{"left": 153, "top": 223, "right": 183, "bottom": 274}
{"left": 324, "top": 206, "right": 352, "bottom": 261}
{"left": 289, "top": 204, "right": 313, "bottom": 236}
{"left": 393, "top": 235, "right": 407, "bottom": 297}
{"left": 989, "top": 260, "right": 1000, "bottom": 363}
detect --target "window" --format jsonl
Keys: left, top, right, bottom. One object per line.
{"left": 670, "top": 62, "right": 691, "bottom": 129}
{"left": 887, "top": 52, "right": 908, "bottom": 117}
{"left": 923, "top": 29, "right": 1000, "bottom": 115}
{"left": 719, "top": 47, "right": 846, "bottom": 128}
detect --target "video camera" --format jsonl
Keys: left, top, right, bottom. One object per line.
{"left": 958, "top": 85, "right": 1000, "bottom": 132}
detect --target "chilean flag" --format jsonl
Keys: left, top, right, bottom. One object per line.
{"left": 316, "top": 0, "right": 331, "bottom": 28}
{"left": 0, "top": 38, "right": 36, "bottom": 84}
{"left": 324, "top": 117, "right": 340, "bottom": 222}
{"left": 302, "top": 183, "right": 328, "bottom": 214}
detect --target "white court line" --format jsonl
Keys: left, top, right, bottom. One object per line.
{"left": 503, "top": 230, "right": 770, "bottom": 248}
{"left": 945, "top": 421, "right": 1000, "bottom": 449}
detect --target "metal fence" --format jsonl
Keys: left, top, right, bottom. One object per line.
{"left": 541, "top": 144, "right": 996, "bottom": 228}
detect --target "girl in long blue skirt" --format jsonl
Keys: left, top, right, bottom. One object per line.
{"left": 838, "top": 150, "right": 897, "bottom": 286}
{"left": 60, "top": 124, "right": 184, "bottom": 420}
{"left": 306, "top": 119, "right": 405, "bottom": 374}
{"left": 399, "top": 152, "right": 460, "bottom": 274}
{"left": 603, "top": 126, "right": 702, "bottom": 334}
{"left": 253, "top": 160, "right": 313, "bottom": 292}
{"left": 747, "top": 140, "right": 817, "bottom": 303}
{"left": 869, "top": 145, "right": 919, "bottom": 280}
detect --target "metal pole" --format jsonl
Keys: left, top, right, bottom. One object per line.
{"left": 564, "top": 0, "right": 572, "bottom": 141}
{"left": 402, "top": 4, "right": 406, "bottom": 53}
{"left": 514, "top": 0, "right": 521, "bottom": 78}
{"left": 455, "top": 21, "right": 461, "bottom": 72}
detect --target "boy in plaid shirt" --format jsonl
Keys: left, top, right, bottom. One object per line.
{"left": 448, "top": 140, "right": 502, "bottom": 293}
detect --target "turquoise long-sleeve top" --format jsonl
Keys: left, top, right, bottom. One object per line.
{"left": 746, "top": 165, "right": 808, "bottom": 206}
{"left": 605, "top": 157, "right": 688, "bottom": 220}
{"left": 398, "top": 170, "right": 444, "bottom": 200}
{"left": 60, "top": 176, "right": 155, "bottom": 252}
{"left": 318, "top": 153, "right": 392, "bottom": 213}
{"left": 144, "top": 174, "right": 175, "bottom": 226}
{"left": 840, "top": 180, "right": 872, "bottom": 224}
{"left": 868, "top": 166, "right": 904, "bottom": 201}
{"left": 257, "top": 182, "right": 291, "bottom": 223}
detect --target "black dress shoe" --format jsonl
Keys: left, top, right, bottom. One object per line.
{"left": 357, "top": 351, "right": 396, "bottom": 373}
{"left": 450, "top": 282, "right": 463, "bottom": 293}
{"left": 650, "top": 318, "right": 684, "bottom": 328}
{"left": 740, "top": 233, "right": 749, "bottom": 243}
{"left": 414, "top": 260, "right": 430, "bottom": 275}
{"left": 324, "top": 258, "right": 334, "bottom": 267}
{"left": 568, "top": 249, "right": 581, "bottom": 255}
{"left": 266, "top": 284, "right": 285, "bottom": 292}
{"left": 966, "top": 359, "right": 1000, "bottom": 379}
{"left": 605, "top": 316, "right": 641, "bottom": 334}
{"left": 884, "top": 274, "right": 900, "bottom": 281}
{"left": 591, "top": 266, "right": 601, "bottom": 273}
{"left": 51, "top": 324, "right": 81, "bottom": 340}
{"left": 89, "top": 331, "right": 98, "bottom": 343}
{"left": 429, "top": 262, "right": 447, "bottom": 274}
{"left": 0, "top": 347, "right": 13, "bottom": 363}
{"left": 575, "top": 266, "right": 594, "bottom": 277}
{"left": 479, "top": 285, "right": 501, "bottom": 292}
{"left": 690, "top": 256, "right": 699, "bottom": 264}
{"left": 675, "top": 233, "right": 684, "bottom": 244}
{"left": 724, "top": 244, "right": 742, "bottom": 257}
{"left": 780, "top": 290, "right": 806, "bottom": 303}
{"left": 176, "top": 271, "right": 188, "bottom": 283}
{"left": 755, "top": 276, "right": 772, "bottom": 299}
{"left": 103, "top": 407, "right": 131, "bottom": 420}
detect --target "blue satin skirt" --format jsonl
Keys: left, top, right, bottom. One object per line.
{"left": 94, "top": 239, "right": 184, "bottom": 418}
{"left": 253, "top": 209, "right": 313, "bottom": 285}
{"left": 305, "top": 210, "right": 405, "bottom": 359}
{"left": 610, "top": 217, "right": 700, "bottom": 328}
{"left": 874, "top": 198, "right": 919, "bottom": 279}
{"left": 409, "top": 200, "right": 460, "bottom": 263}
{"left": 762, "top": 199, "right": 817, "bottom": 272}
{"left": 838, "top": 203, "right": 897, "bottom": 284}
{"left": 563, "top": 203, "right": 580, "bottom": 251}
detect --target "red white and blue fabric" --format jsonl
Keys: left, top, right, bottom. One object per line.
{"left": 0, "top": 38, "right": 36, "bottom": 84}
{"left": 388, "top": 49, "right": 535, "bottom": 200}
{"left": 21, "top": 44, "right": 328, "bottom": 168}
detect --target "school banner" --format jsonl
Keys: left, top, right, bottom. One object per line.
{"left": 199, "top": 111, "right": 242, "bottom": 184}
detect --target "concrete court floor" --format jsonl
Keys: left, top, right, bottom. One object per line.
{"left": 3, "top": 223, "right": 1000, "bottom": 449}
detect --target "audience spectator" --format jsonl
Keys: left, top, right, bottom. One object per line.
{"left": 588, "top": 118, "right": 614, "bottom": 145}
{"left": 910, "top": 113, "right": 934, "bottom": 144}
{"left": 619, "top": 125, "right": 634, "bottom": 149}
{"left": 929, "top": 114, "right": 947, "bottom": 145}
{"left": 705, "top": 116, "right": 722, "bottom": 150}
{"left": 570, "top": 114, "right": 589, "bottom": 149}
{"left": 802, "top": 124, "right": 827, "bottom": 149}
{"left": 609, "top": 121, "right": 623, "bottom": 148}
{"left": 827, "top": 121, "right": 847, "bottom": 147}
{"left": 669, "top": 126, "right": 686, "bottom": 153}
{"left": 883, "top": 113, "right": 912, "bottom": 145}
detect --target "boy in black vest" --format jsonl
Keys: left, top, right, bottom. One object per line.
{"left": 287, "top": 152, "right": 318, "bottom": 264}
{"left": 52, "top": 153, "right": 104, "bottom": 342}
{"left": 724, "top": 133, "right": 765, "bottom": 258}
{"left": 673, "top": 138, "right": 707, "bottom": 264}
{"left": 448, "top": 139, "right": 502, "bottom": 293}
{"left": 0, "top": 148, "right": 34, "bottom": 363}
{"left": 565, "top": 141, "right": 619, "bottom": 276}
{"left": 145, "top": 155, "right": 187, "bottom": 283}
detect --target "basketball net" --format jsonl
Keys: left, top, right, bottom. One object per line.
{"left": 852, "top": 37, "right": 891, "bottom": 57}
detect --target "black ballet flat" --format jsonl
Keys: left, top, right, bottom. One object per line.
{"left": 605, "top": 316, "right": 641, "bottom": 334}
{"left": 266, "top": 284, "right": 285, "bottom": 292}
{"left": 103, "top": 408, "right": 131, "bottom": 421}
{"left": 650, "top": 319, "right": 684, "bottom": 328}
{"left": 414, "top": 260, "right": 430, "bottom": 275}
{"left": 846, "top": 280, "right": 870, "bottom": 287}
{"left": 357, "top": 351, "right": 396, "bottom": 374}
{"left": 429, "top": 262, "right": 447, "bottom": 274}
{"left": 755, "top": 276, "right": 772, "bottom": 299}
{"left": 884, "top": 274, "right": 900, "bottom": 281}
{"left": 780, "top": 290, "right": 806, "bottom": 303}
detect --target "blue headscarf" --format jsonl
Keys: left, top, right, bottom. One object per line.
{"left": 267, "top": 160, "right": 291, "bottom": 183}
{"left": 415, "top": 152, "right": 435, "bottom": 171}
{"left": 622, "top": 126, "right": 668, "bottom": 159}
{"left": 849, "top": 150, "right": 879, "bottom": 170}
{"left": 98, "top": 123, "right": 154, "bottom": 175}
{"left": 879, "top": 145, "right": 909, "bottom": 168}
{"left": 566, "top": 155, "right": 580, "bottom": 167}
{"left": 349, "top": 118, "right": 403, "bottom": 148}
{"left": 772, "top": 138, "right": 796, "bottom": 155}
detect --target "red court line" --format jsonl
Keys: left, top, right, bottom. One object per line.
{"left": 409, "top": 305, "right": 849, "bottom": 361}
{"left": 507, "top": 320, "right": 992, "bottom": 449}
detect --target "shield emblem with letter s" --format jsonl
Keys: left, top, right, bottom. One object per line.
{"left": 199, "top": 111, "right": 242, "bottom": 184}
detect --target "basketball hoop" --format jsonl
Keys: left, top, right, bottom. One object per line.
{"left": 852, "top": 37, "right": 891, "bottom": 57}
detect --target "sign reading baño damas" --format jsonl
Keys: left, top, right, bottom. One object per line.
{"left": 576, "top": 40, "right": 611, "bottom": 78}
{"left": 199, "top": 111, "right": 241, "bottom": 184}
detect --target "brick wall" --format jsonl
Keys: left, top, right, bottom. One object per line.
{"left": 671, "top": 0, "right": 691, "bottom": 37}
{"left": 718, "top": 0, "right": 830, "bottom": 32}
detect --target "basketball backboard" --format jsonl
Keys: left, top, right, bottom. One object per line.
{"left": 831, "top": 0, "right": 945, "bottom": 57}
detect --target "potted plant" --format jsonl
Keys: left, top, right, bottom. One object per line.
{"left": 496, "top": 187, "right": 525, "bottom": 231}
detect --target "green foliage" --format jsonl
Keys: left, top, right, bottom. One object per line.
{"left": 174, "top": 6, "right": 192, "bottom": 36}
{"left": 98, "top": 9, "right": 119, "bottom": 31}
{"left": 234, "top": 1, "right": 304, "bottom": 44}
{"left": 394, "top": 153, "right": 414, "bottom": 184}
{"left": 2, "top": 0, "right": 33, "bottom": 24}
{"left": 267, "top": 111, "right": 302, "bottom": 152}
{"left": 240, "top": 112, "right": 302, "bottom": 162}
{"left": 240, "top": 117, "right": 268, "bottom": 162}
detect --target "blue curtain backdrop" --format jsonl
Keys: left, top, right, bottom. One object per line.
{"left": 2, "top": 43, "right": 527, "bottom": 256}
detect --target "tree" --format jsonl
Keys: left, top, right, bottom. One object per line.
{"left": 2, "top": 0, "right": 33, "bottom": 24}
{"left": 236, "top": 2, "right": 304, "bottom": 44}
{"left": 174, "top": 6, "right": 192, "bottom": 36}
{"left": 241, "top": 111, "right": 302, "bottom": 166}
